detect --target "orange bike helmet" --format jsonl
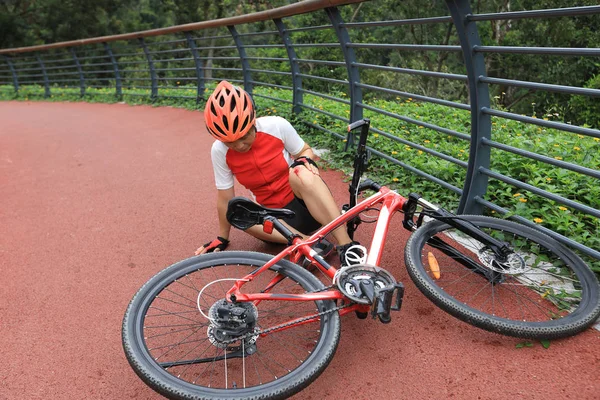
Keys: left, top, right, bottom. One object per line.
{"left": 204, "top": 80, "right": 255, "bottom": 142}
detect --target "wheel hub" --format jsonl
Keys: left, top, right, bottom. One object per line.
{"left": 207, "top": 299, "right": 259, "bottom": 350}
{"left": 478, "top": 247, "right": 527, "bottom": 275}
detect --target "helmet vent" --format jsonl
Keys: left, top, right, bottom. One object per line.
{"left": 230, "top": 96, "right": 237, "bottom": 112}
{"left": 222, "top": 115, "right": 229, "bottom": 130}
{"left": 210, "top": 102, "right": 218, "bottom": 116}
{"left": 232, "top": 116, "right": 239, "bottom": 133}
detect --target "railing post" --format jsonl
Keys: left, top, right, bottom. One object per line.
{"left": 185, "top": 32, "right": 205, "bottom": 103}
{"left": 70, "top": 47, "right": 85, "bottom": 97}
{"left": 2, "top": 55, "right": 19, "bottom": 93}
{"left": 446, "top": 0, "right": 492, "bottom": 215}
{"left": 139, "top": 37, "right": 158, "bottom": 101}
{"left": 325, "top": 6, "right": 363, "bottom": 148}
{"left": 36, "top": 53, "right": 50, "bottom": 98}
{"left": 274, "top": 18, "right": 303, "bottom": 115}
{"left": 228, "top": 25, "right": 253, "bottom": 96}
{"left": 104, "top": 42, "right": 122, "bottom": 98}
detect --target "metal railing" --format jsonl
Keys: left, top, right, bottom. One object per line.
{"left": 1, "top": 0, "right": 599, "bottom": 260}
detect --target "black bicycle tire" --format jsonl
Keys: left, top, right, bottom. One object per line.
{"left": 405, "top": 215, "right": 600, "bottom": 339}
{"left": 122, "top": 251, "right": 341, "bottom": 400}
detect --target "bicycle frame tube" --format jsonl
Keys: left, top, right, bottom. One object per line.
{"left": 227, "top": 186, "right": 407, "bottom": 304}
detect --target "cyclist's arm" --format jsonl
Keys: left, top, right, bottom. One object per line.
{"left": 216, "top": 187, "right": 235, "bottom": 240}
{"left": 293, "top": 143, "right": 316, "bottom": 160}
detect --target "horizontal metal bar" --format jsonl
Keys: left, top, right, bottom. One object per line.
{"left": 155, "top": 85, "right": 192, "bottom": 90}
{"left": 293, "top": 43, "right": 340, "bottom": 48}
{"left": 369, "top": 125, "right": 468, "bottom": 167}
{"left": 481, "top": 168, "right": 600, "bottom": 218}
{"left": 45, "top": 78, "right": 81, "bottom": 83}
{"left": 467, "top": 5, "right": 600, "bottom": 21}
{"left": 248, "top": 80, "right": 292, "bottom": 90}
{"left": 114, "top": 60, "right": 147, "bottom": 65}
{"left": 147, "top": 48, "right": 191, "bottom": 55}
{"left": 285, "top": 25, "right": 332, "bottom": 33}
{"left": 81, "top": 70, "right": 116, "bottom": 74}
{"left": 342, "top": 16, "right": 453, "bottom": 28}
{"left": 111, "top": 51, "right": 144, "bottom": 58}
{"left": 347, "top": 43, "right": 462, "bottom": 52}
{"left": 119, "top": 69, "right": 149, "bottom": 73}
{"left": 153, "top": 67, "right": 196, "bottom": 72}
{"left": 198, "top": 56, "right": 241, "bottom": 61}
{"left": 295, "top": 58, "right": 346, "bottom": 67}
{"left": 45, "top": 71, "right": 80, "bottom": 77}
{"left": 195, "top": 45, "right": 237, "bottom": 51}
{"left": 248, "top": 68, "right": 291, "bottom": 76}
{"left": 245, "top": 56, "right": 287, "bottom": 62}
{"left": 44, "top": 64, "right": 79, "bottom": 71}
{"left": 146, "top": 38, "right": 188, "bottom": 46}
{"left": 482, "top": 108, "right": 600, "bottom": 139}
{"left": 298, "top": 88, "right": 351, "bottom": 105}
{"left": 474, "top": 197, "right": 600, "bottom": 260}
{"left": 357, "top": 82, "right": 471, "bottom": 111}
{"left": 199, "top": 67, "right": 242, "bottom": 72}
{"left": 243, "top": 44, "right": 286, "bottom": 49}
{"left": 158, "top": 77, "right": 198, "bottom": 81}
{"left": 189, "top": 35, "right": 231, "bottom": 42}
{"left": 204, "top": 77, "right": 244, "bottom": 83}
{"left": 238, "top": 30, "right": 279, "bottom": 37}
{"left": 481, "top": 138, "right": 600, "bottom": 179}
{"left": 474, "top": 46, "right": 600, "bottom": 56}
{"left": 252, "top": 92, "right": 293, "bottom": 104}
{"left": 155, "top": 94, "right": 197, "bottom": 99}
{"left": 360, "top": 102, "right": 470, "bottom": 141}
{"left": 354, "top": 62, "right": 468, "bottom": 81}
{"left": 77, "top": 55, "right": 111, "bottom": 61}
{"left": 81, "top": 62, "right": 114, "bottom": 67}
{"left": 479, "top": 76, "right": 600, "bottom": 97}
{"left": 15, "top": 73, "right": 44, "bottom": 78}
{"left": 298, "top": 103, "right": 347, "bottom": 122}
{"left": 297, "top": 73, "right": 348, "bottom": 85}
{"left": 150, "top": 57, "right": 195, "bottom": 64}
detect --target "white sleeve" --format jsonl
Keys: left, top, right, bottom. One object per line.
{"left": 211, "top": 142, "right": 234, "bottom": 190}
{"left": 276, "top": 117, "right": 305, "bottom": 156}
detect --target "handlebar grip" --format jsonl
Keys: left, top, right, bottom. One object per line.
{"left": 347, "top": 118, "right": 370, "bottom": 132}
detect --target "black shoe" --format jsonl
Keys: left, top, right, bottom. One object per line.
{"left": 313, "top": 239, "right": 334, "bottom": 259}
{"left": 337, "top": 241, "right": 365, "bottom": 266}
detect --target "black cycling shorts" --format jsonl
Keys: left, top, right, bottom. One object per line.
{"left": 282, "top": 196, "right": 321, "bottom": 235}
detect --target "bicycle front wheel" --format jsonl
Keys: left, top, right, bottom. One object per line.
{"left": 122, "top": 251, "right": 341, "bottom": 400}
{"left": 405, "top": 215, "right": 600, "bottom": 339}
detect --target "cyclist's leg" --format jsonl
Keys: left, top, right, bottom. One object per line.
{"left": 288, "top": 165, "right": 352, "bottom": 246}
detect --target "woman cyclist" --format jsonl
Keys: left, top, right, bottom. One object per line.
{"left": 195, "top": 80, "right": 360, "bottom": 264}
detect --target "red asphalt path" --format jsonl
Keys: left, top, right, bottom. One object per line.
{"left": 1, "top": 101, "right": 598, "bottom": 399}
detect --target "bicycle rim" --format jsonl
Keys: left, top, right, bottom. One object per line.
{"left": 405, "top": 216, "right": 600, "bottom": 339}
{"left": 122, "top": 251, "right": 341, "bottom": 400}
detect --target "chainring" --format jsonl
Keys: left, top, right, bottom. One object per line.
{"left": 335, "top": 264, "right": 397, "bottom": 304}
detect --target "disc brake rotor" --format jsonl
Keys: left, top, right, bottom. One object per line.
{"left": 478, "top": 247, "right": 527, "bottom": 275}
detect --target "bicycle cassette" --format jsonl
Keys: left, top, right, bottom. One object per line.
{"left": 335, "top": 264, "right": 397, "bottom": 304}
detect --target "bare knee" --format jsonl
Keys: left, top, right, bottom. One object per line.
{"left": 289, "top": 166, "right": 320, "bottom": 193}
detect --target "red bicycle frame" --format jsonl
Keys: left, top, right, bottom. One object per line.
{"left": 225, "top": 186, "right": 407, "bottom": 319}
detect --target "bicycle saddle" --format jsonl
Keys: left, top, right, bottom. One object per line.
{"left": 226, "top": 197, "right": 296, "bottom": 230}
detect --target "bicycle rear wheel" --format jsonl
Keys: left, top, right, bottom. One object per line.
{"left": 122, "top": 251, "right": 341, "bottom": 400}
{"left": 405, "top": 215, "right": 600, "bottom": 339}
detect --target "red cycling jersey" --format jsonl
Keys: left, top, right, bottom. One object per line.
{"left": 211, "top": 116, "right": 304, "bottom": 208}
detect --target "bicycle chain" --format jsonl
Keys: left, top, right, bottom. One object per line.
{"left": 222, "top": 284, "right": 350, "bottom": 345}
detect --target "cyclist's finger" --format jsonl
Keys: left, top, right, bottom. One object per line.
{"left": 195, "top": 247, "right": 205, "bottom": 255}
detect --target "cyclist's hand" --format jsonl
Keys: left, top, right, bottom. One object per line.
{"left": 291, "top": 156, "right": 319, "bottom": 176}
{"left": 195, "top": 236, "right": 230, "bottom": 255}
